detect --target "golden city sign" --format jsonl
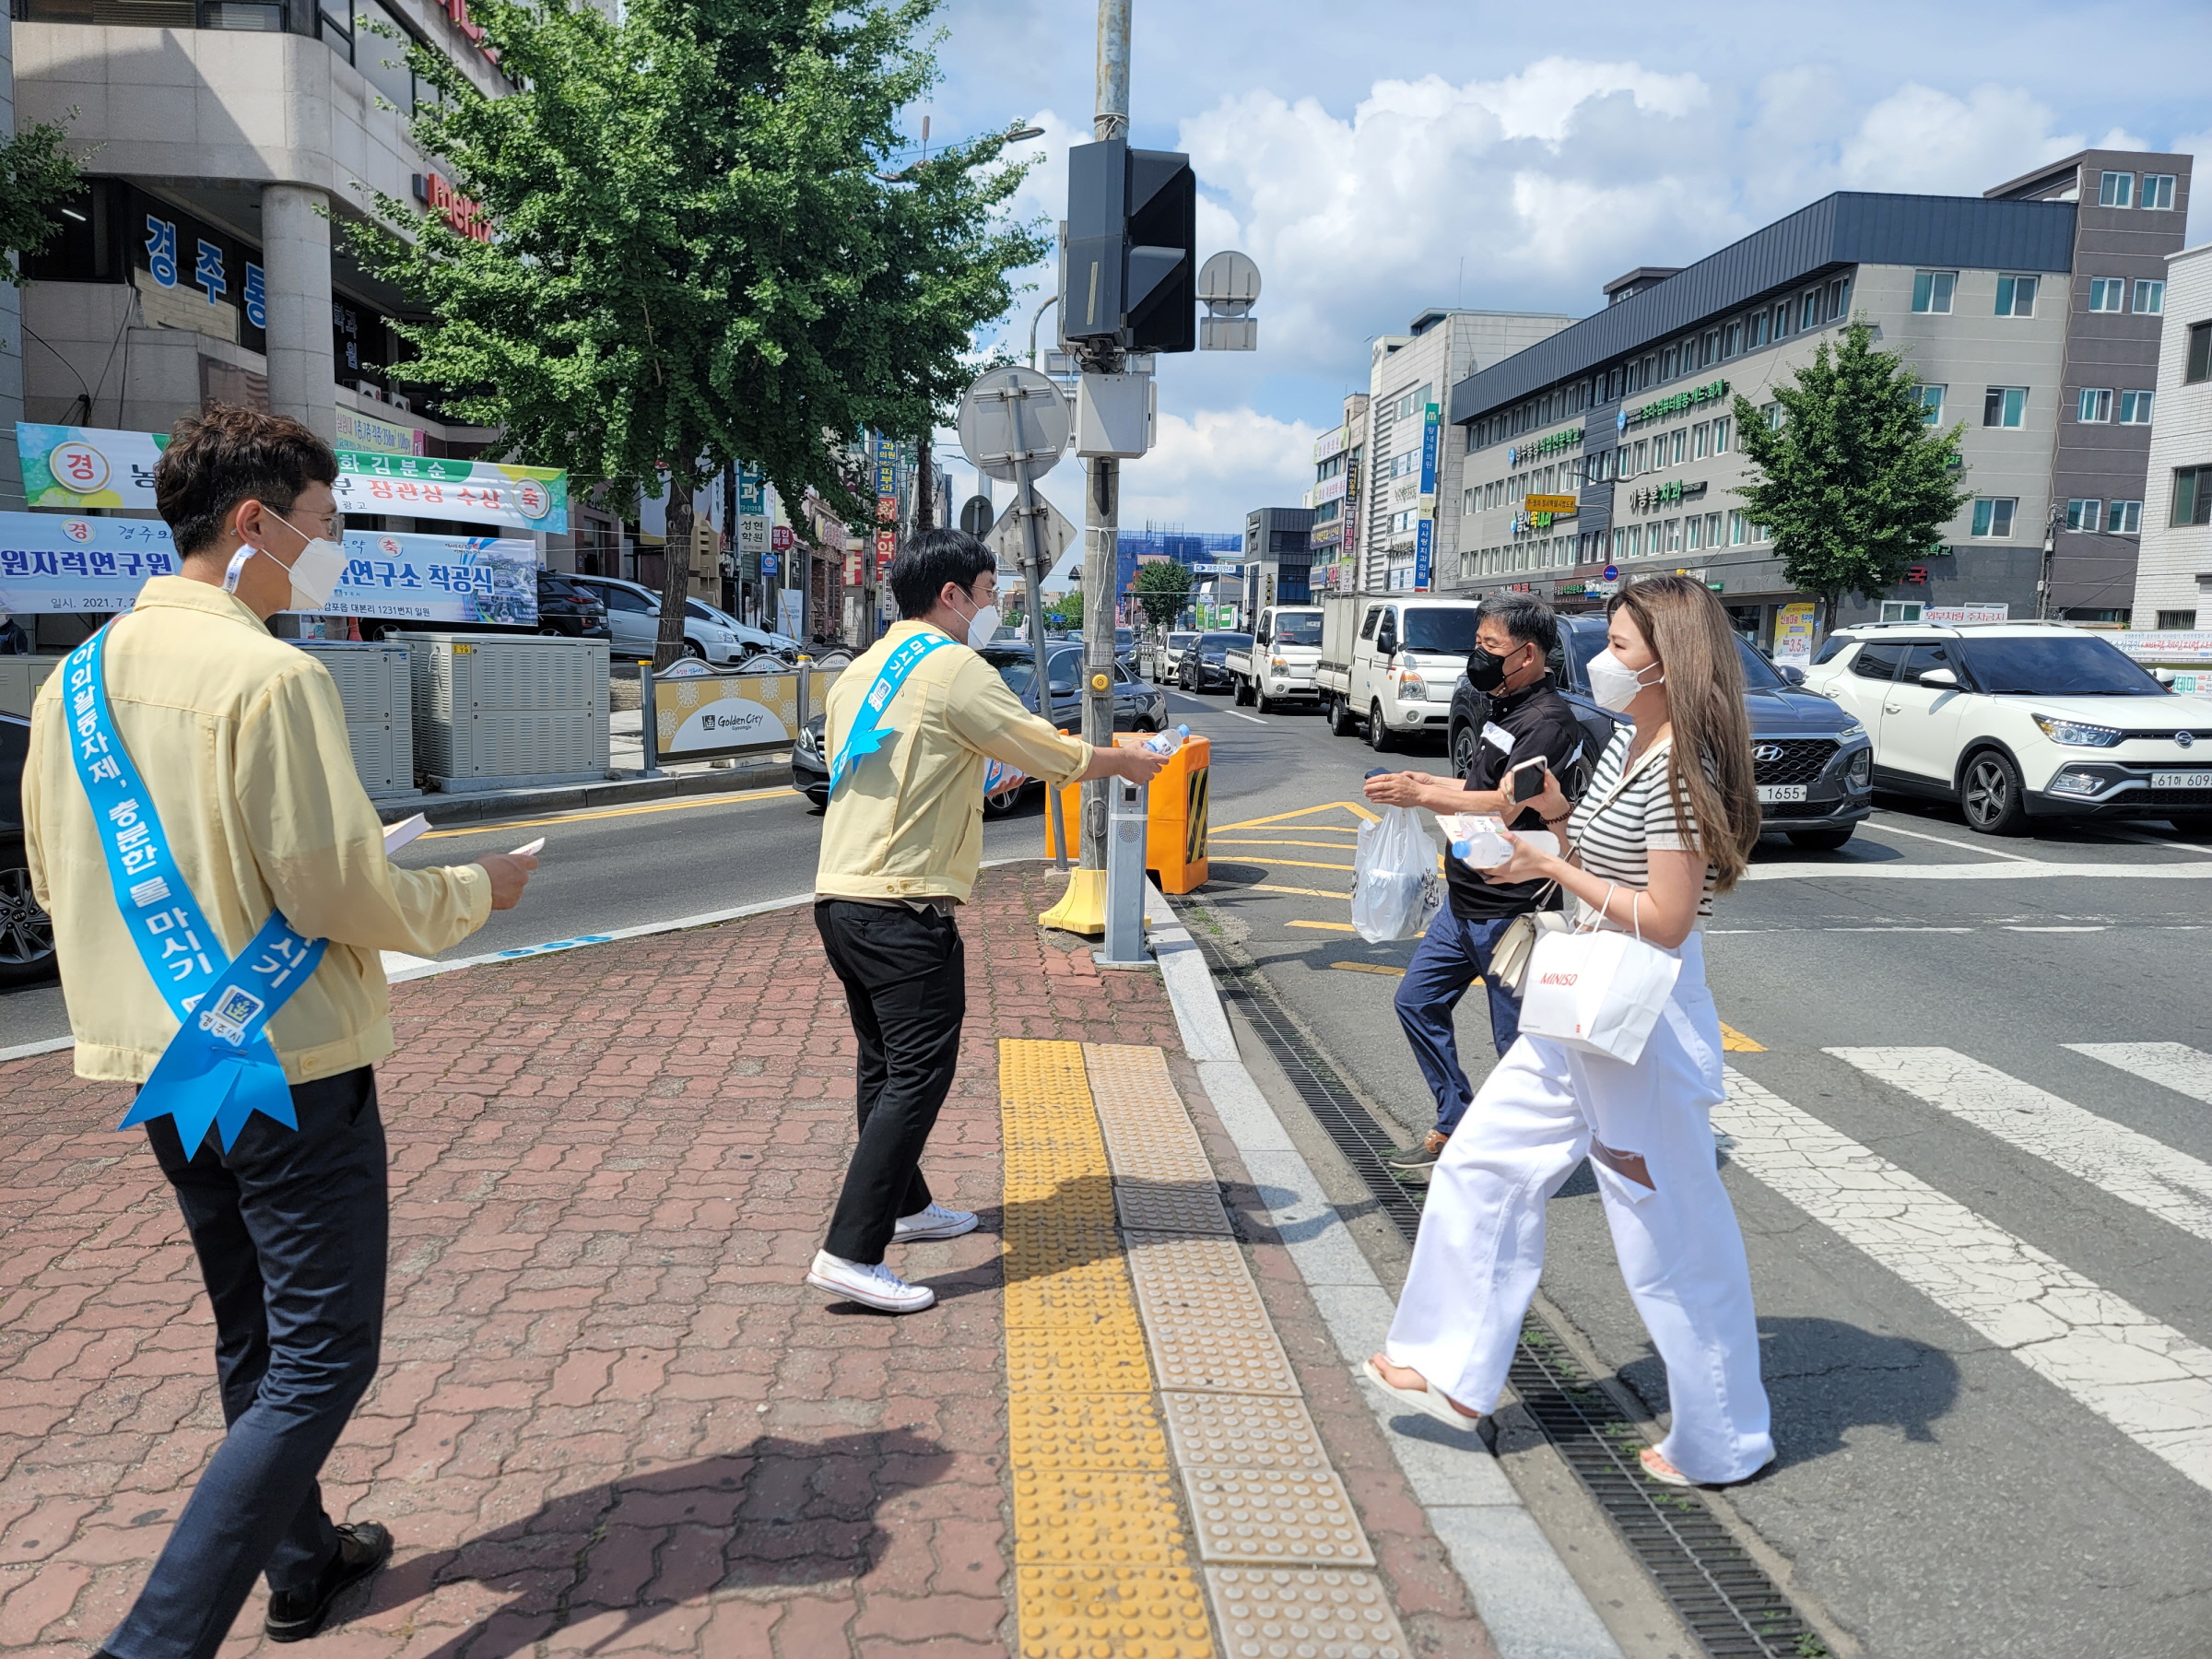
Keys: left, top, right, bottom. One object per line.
{"left": 1524, "top": 494, "right": 1578, "bottom": 516}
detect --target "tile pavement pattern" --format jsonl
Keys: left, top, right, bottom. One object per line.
{"left": 0, "top": 865, "right": 1488, "bottom": 1656}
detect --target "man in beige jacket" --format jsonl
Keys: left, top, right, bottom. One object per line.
{"left": 25, "top": 407, "right": 535, "bottom": 1657}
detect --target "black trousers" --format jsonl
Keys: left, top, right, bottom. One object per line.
{"left": 815, "top": 900, "right": 966, "bottom": 1264}
{"left": 108, "top": 1067, "right": 386, "bottom": 1659}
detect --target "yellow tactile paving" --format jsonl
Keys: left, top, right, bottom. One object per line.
{"left": 1002, "top": 1039, "right": 1216, "bottom": 1656}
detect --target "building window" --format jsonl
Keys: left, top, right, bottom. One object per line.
{"left": 1750, "top": 311, "right": 1771, "bottom": 347}
{"left": 2159, "top": 610, "right": 2198, "bottom": 629}
{"left": 2077, "top": 387, "right": 2112, "bottom": 422}
{"left": 1971, "top": 498, "right": 2017, "bottom": 537}
{"left": 1703, "top": 330, "right": 1720, "bottom": 365}
{"left": 2174, "top": 466, "right": 2212, "bottom": 527}
{"left": 2119, "top": 390, "right": 2153, "bottom": 424}
{"left": 2106, "top": 500, "right": 2143, "bottom": 534}
{"left": 2098, "top": 171, "right": 2135, "bottom": 207}
{"left": 1773, "top": 301, "right": 1791, "bottom": 338}
{"left": 1801, "top": 290, "right": 1823, "bottom": 331}
{"left": 1984, "top": 387, "right": 2028, "bottom": 428}
{"left": 2134, "top": 279, "right": 2165, "bottom": 315}
{"left": 2088, "top": 277, "right": 2125, "bottom": 312}
{"left": 1994, "top": 275, "right": 2038, "bottom": 317}
{"left": 1828, "top": 276, "right": 1850, "bottom": 319}
{"left": 1761, "top": 401, "right": 1783, "bottom": 430}
{"left": 1879, "top": 602, "right": 1926, "bottom": 624}
{"left": 2189, "top": 324, "right": 2212, "bottom": 385}
{"left": 1671, "top": 429, "right": 1687, "bottom": 466}
{"left": 1912, "top": 270, "right": 1957, "bottom": 314}
{"left": 1728, "top": 511, "right": 1747, "bottom": 546}
{"left": 1685, "top": 515, "right": 1704, "bottom": 551}
{"left": 2143, "top": 173, "right": 2177, "bottom": 211}
{"left": 1692, "top": 421, "right": 1709, "bottom": 461}
{"left": 1706, "top": 512, "right": 1723, "bottom": 547}
{"left": 1723, "top": 321, "right": 1742, "bottom": 358}
{"left": 2065, "top": 499, "right": 2101, "bottom": 531}
{"left": 1917, "top": 385, "right": 1947, "bottom": 425}
{"left": 1712, "top": 417, "right": 1730, "bottom": 453}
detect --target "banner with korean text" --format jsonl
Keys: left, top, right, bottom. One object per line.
{"left": 15, "top": 425, "right": 170, "bottom": 511}
{"left": 0, "top": 513, "right": 535, "bottom": 624}
{"left": 332, "top": 451, "right": 569, "bottom": 533}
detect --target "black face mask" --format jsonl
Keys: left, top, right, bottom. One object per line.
{"left": 1466, "top": 645, "right": 1522, "bottom": 693}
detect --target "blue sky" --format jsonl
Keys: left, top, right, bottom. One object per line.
{"left": 911, "top": 0, "right": 2212, "bottom": 538}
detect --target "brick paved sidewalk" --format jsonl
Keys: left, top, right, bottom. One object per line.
{"left": 0, "top": 865, "right": 1494, "bottom": 1658}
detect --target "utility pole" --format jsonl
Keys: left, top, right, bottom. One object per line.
{"left": 1078, "top": 0, "right": 1133, "bottom": 876}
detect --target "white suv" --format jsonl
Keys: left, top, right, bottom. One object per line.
{"left": 1804, "top": 620, "right": 2212, "bottom": 834}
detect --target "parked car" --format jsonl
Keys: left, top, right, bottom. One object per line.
{"left": 1178, "top": 631, "right": 1252, "bottom": 694}
{"left": 686, "top": 598, "right": 800, "bottom": 661}
{"left": 1225, "top": 606, "right": 1324, "bottom": 712}
{"left": 793, "top": 713, "right": 830, "bottom": 808}
{"left": 1317, "top": 595, "right": 1482, "bottom": 747}
{"left": 1445, "top": 612, "right": 1875, "bottom": 850}
{"left": 1802, "top": 619, "right": 2211, "bottom": 834}
{"left": 1155, "top": 630, "right": 1198, "bottom": 683}
{"left": 566, "top": 574, "right": 745, "bottom": 663}
{"left": 0, "top": 713, "right": 56, "bottom": 988}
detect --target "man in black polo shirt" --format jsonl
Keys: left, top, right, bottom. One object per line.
{"left": 1362, "top": 594, "right": 1585, "bottom": 1175}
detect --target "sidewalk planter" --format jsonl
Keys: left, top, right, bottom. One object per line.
{"left": 393, "top": 632, "right": 610, "bottom": 792}
{"left": 1044, "top": 732, "right": 1211, "bottom": 894}
{"left": 294, "top": 641, "right": 416, "bottom": 797}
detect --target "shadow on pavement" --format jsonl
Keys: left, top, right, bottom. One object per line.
{"left": 363, "top": 1429, "right": 952, "bottom": 1656}
{"left": 1616, "top": 1316, "right": 1960, "bottom": 1472}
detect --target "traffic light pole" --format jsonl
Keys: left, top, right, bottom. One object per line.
{"left": 1078, "top": 0, "right": 1133, "bottom": 876}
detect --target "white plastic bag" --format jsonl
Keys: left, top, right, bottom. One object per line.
{"left": 1518, "top": 922, "right": 1682, "bottom": 1064}
{"left": 1351, "top": 806, "right": 1444, "bottom": 943}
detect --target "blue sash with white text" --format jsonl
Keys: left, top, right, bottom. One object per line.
{"left": 827, "top": 630, "right": 958, "bottom": 794}
{"left": 62, "top": 627, "right": 327, "bottom": 1155}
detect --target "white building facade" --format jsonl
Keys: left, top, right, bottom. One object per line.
{"left": 2129, "top": 242, "right": 2212, "bottom": 629}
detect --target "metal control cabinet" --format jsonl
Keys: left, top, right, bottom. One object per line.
{"left": 293, "top": 641, "right": 415, "bottom": 796}
{"left": 393, "top": 633, "right": 610, "bottom": 791}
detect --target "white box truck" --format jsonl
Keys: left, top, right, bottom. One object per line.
{"left": 1221, "top": 604, "right": 1324, "bottom": 713}
{"left": 1314, "top": 594, "right": 1484, "bottom": 750}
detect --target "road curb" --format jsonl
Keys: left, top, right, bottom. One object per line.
{"left": 1142, "top": 882, "right": 1629, "bottom": 1659}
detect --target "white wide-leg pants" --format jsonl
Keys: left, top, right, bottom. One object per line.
{"left": 1384, "top": 931, "right": 1773, "bottom": 1484}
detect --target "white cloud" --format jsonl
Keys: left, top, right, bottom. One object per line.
{"left": 1118, "top": 406, "right": 1320, "bottom": 526}
{"left": 1838, "top": 84, "right": 2080, "bottom": 194}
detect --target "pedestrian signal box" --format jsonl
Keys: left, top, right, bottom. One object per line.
{"left": 1064, "top": 138, "right": 1197, "bottom": 354}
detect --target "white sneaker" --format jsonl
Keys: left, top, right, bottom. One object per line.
{"left": 806, "top": 1250, "right": 936, "bottom": 1313}
{"left": 893, "top": 1202, "right": 980, "bottom": 1242}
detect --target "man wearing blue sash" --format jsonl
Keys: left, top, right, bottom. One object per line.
{"left": 24, "top": 407, "right": 538, "bottom": 1656}
{"left": 807, "top": 528, "right": 1167, "bottom": 1312}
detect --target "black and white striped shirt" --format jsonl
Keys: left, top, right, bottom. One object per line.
{"left": 1566, "top": 727, "right": 1717, "bottom": 928}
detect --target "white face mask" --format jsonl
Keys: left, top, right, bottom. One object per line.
{"left": 954, "top": 593, "right": 1000, "bottom": 650}
{"left": 1587, "top": 648, "right": 1662, "bottom": 713}
{"left": 227, "top": 511, "right": 347, "bottom": 611}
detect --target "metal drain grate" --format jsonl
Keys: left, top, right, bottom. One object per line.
{"left": 1185, "top": 914, "right": 1823, "bottom": 1659}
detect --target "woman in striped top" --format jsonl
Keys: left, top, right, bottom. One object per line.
{"left": 1364, "top": 576, "right": 1773, "bottom": 1488}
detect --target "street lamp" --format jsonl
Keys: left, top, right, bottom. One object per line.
{"left": 877, "top": 121, "right": 1047, "bottom": 182}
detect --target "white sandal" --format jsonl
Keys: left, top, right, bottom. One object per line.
{"left": 1361, "top": 1358, "right": 1482, "bottom": 1430}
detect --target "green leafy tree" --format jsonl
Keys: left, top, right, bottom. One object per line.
{"left": 1048, "top": 589, "right": 1083, "bottom": 631}
{"left": 1, "top": 117, "right": 83, "bottom": 287}
{"left": 344, "top": 0, "right": 1046, "bottom": 664}
{"left": 1132, "top": 559, "right": 1193, "bottom": 629}
{"left": 1731, "top": 321, "right": 1970, "bottom": 634}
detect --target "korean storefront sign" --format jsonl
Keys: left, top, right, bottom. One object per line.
{"left": 1507, "top": 428, "right": 1583, "bottom": 465}
{"left": 1773, "top": 601, "right": 1818, "bottom": 671}
{"left": 334, "top": 406, "right": 428, "bottom": 458}
{"left": 332, "top": 451, "right": 569, "bottom": 533}
{"left": 1618, "top": 380, "right": 1729, "bottom": 431}
{"left": 0, "top": 512, "right": 535, "bottom": 624}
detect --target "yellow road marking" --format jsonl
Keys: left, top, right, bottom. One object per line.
{"left": 1329, "top": 961, "right": 1406, "bottom": 977}
{"left": 1214, "top": 799, "right": 1378, "bottom": 831}
{"left": 1223, "top": 857, "right": 1354, "bottom": 873}
{"left": 1288, "top": 920, "right": 1357, "bottom": 932}
{"left": 1720, "top": 1021, "right": 1766, "bottom": 1053}
{"left": 998, "top": 1040, "right": 1213, "bottom": 1655}
{"left": 1210, "top": 839, "right": 1365, "bottom": 852}
{"left": 1249, "top": 884, "right": 1348, "bottom": 900}
{"left": 418, "top": 786, "right": 797, "bottom": 841}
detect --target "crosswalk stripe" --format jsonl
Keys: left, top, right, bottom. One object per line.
{"left": 1715, "top": 1067, "right": 2212, "bottom": 1494}
{"left": 1827, "top": 1047, "right": 2212, "bottom": 1244}
{"left": 2066, "top": 1042, "right": 2212, "bottom": 1108}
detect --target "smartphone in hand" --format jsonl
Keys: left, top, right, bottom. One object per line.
{"left": 1510, "top": 759, "right": 1550, "bottom": 804}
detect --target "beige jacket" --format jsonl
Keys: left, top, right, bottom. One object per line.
{"left": 25, "top": 578, "right": 491, "bottom": 1084}
{"left": 815, "top": 622, "right": 1091, "bottom": 904}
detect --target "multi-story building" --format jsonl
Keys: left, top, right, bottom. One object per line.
{"left": 1449, "top": 149, "right": 2192, "bottom": 643}
{"left": 2129, "top": 241, "right": 2212, "bottom": 632}
{"left": 1241, "top": 506, "right": 1313, "bottom": 612}
{"left": 1304, "top": 392, "right": 1366, "bottom": 594}
{"left": 1358, "top": 308, "right": 1576, "bottom": 593}
{"left": 1, "top": 11, "right": 24, "bottom": 508}
{"left": 12, "top": 0, "right": 512, "bottom": 474}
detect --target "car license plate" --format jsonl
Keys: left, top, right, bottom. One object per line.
{"left": 2151, "top": 771, "right": 2212, "bottom": 789}
{"left": 1758, "top": 784, "right": 1808, "bottom": 804}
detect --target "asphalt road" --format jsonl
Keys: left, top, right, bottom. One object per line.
{"left": 1161, "top": 688, "right": 2212, "bottom": 1659}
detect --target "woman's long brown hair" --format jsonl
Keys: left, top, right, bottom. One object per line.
{"left": 1607, "top": 575, "right": 1762, "bottom": 891}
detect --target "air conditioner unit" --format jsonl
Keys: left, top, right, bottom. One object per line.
{"left": 293, "top": 641, "right": 415, "bottom": 795}
{"left": 391, "top": 633, "right": 610, "bottom": 792}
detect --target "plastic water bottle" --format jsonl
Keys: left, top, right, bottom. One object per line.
{"left": 1140, "top": 724, "right": 1190, "bottom": 757}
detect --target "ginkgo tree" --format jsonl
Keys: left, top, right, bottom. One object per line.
{"left": 345, "top": 0, "right": 1045, "bottom": 664}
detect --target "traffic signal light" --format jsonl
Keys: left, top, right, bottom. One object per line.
{"left": 1063, "top": 138, "right": 1196, "bottom": 354}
